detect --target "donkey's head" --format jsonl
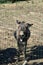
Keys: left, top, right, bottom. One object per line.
{"left": 16, "top": 20, "right": 33, "bottom": 42}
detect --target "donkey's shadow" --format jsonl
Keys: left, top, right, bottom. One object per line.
{"left": 0, "top": 48, "right": 19, "bottom": 64}
{"left": 24, "top": 45, "right": 43, "bottom": 65}
{"left": 26, "top": 45, "right": 43, "bottom": 60}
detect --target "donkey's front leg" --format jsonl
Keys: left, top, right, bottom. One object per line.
{"left": 24, "top": 42, "right": 27, "bottom": 60}
{"left": 17, "top": 41, "right": 20, "bottom": 61}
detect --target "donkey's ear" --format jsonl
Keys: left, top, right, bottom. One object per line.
{"left": 28, "top": 23, "right": 33, "bottom": 27}
{"left": 16, "top": 20, "right": 21, "bottom": 24}
{"left": 26, "top": 23, "right": 33, "bottom": 27}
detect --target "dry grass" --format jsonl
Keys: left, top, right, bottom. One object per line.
{"left": 0, "top": 0, "right": 43, "bottom": 65}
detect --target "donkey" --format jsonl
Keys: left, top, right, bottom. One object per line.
{"left": 14, "top": 20, "right": 33, "bottom": 60}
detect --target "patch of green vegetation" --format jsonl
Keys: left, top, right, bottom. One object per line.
{"left": 0, "top": 0, "right": 31, "bottom": 4}
{"left": 0, "top": 0, "right": 11, "bottom": 4}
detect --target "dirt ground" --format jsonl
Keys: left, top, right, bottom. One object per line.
{"left": 0, "top": 0, "right": 43, "bottom": 65}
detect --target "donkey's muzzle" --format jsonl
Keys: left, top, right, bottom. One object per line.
{"left": 19, "top": 31, "right": 24, "bottom": 36}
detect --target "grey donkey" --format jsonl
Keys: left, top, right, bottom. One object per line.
{"left": 14, "top": 20, "right": 33, "bottom": 61}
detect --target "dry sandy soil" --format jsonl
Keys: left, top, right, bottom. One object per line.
{"left": 0, "top": 0, "right": 43, "bottom": 65}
